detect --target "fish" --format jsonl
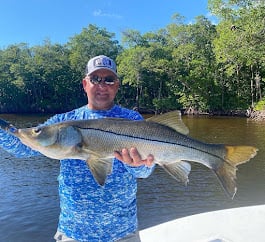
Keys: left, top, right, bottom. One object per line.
{"left": 0, "top": 111, "right": 258, "bottom": 199}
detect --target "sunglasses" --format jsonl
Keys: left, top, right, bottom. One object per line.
{"left": 88, "top": 75, "right": 117, "bottom": 85}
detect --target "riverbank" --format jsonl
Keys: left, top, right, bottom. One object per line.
{"left": 1, "top": 109, "right": 265, "bottom": 120}
{"left": 248, "top": 110, "right": 265, "bottom": 121}
{"left": 184, "top": 108, "right": 265, "bottom": 121}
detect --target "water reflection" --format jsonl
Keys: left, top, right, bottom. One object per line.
{"left": 0, "top": 114, "right": 264, "bottom": 241}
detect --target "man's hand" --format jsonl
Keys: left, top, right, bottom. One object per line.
{"left": 0, "top": 119, "right": 17, "bottom": 133}
{"left": 114, "top": 147, "right": 154, "bottom": 167}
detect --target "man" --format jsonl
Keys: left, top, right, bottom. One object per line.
{"left": 0, "top": 55, "right": 155, "bottom": 241}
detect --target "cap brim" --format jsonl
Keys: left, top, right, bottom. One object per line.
{"left": 86, "top": 67, "right": 117, "bottom": 77}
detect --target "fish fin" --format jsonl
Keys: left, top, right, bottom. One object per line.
{"left": 86, "top": 157, "right": 113, "bottom": 186}
{"left": 225, "top": 145, "right": 258, "bottom": 166}
{"left": 161, "top": 160, "right": 191, "bottom": 185}
{"left": 215, "top": 145, "right": 258, "bottom": 199}
{"left": 146, "top": 111, "right": 189, "bottom": 135}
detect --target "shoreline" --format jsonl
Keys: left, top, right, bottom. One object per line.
{"left": 247, "top": 110, "right": 265, "bottom": 121}
{"left": 1, "top": 110, "right": 265, "bottom": 120}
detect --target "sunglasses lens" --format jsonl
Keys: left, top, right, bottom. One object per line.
{"left": 104, "top": 76, "right": 115, "bottom": 85}
{"left": 89, "top": 75, "right": 116, "bottom": 85}
{"left": 90, "top": 76, "right": 100, "bottom": 84}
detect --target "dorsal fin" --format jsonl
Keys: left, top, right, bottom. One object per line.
{"left": 146, "top": 111, "right": 189, "bottom": 135}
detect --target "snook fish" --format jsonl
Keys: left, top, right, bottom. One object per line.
{"left": 0, "top": 111, "right": 258, "bottom": 198}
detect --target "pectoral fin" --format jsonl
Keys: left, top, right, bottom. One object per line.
{"left": 86, "top": 156, "right": 113, "bottom": 186}
{"left": 161, "top": 160, "right": 191, "bottom": 185}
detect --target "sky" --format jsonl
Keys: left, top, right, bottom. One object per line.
{"left": 0, "top": 0, "right": 215, "bottom": 48}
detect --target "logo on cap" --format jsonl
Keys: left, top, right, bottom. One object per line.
{"left": 94, "top": 57, "right": 113, "bottom": 68}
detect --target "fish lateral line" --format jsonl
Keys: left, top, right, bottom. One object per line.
{"left": 76, "top": 126, "right": 226, "bottom": 161}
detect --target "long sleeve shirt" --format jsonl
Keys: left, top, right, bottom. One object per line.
{"left": 0, "top": 105, "right": 155, "bottom": 241}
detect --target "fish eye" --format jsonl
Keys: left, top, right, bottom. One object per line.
{"left": 32, "top": 127, "right": 41, "bottom": 135}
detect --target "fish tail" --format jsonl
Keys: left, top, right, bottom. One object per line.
{"left": 215, "top": 145, "right": 258, "bottom": 199}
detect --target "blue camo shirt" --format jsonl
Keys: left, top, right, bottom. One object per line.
{"left": 0, "top": 105, "right": 155, "bottom": 241}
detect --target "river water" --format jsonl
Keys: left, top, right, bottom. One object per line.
{"left": 0, "top": 114, "right": 264, "bottom": 242}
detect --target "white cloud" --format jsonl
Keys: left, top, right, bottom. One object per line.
{"left": 206, "top": 12, "right": 219, "bottom": 25}
{"left": 93, "top": 9, "right": 122, "bottom": 19}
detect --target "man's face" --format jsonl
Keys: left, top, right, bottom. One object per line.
{"left": 82, "top": 69, "right": 119, "bottom": 110}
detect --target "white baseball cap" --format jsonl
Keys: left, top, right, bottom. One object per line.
{"left": 85, "top": 55, "right": 117, "bottom": 76}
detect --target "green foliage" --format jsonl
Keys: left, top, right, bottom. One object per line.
{"left": 255, "top": 99, "right": 265, "bottom": 111}
{"left": 67, "top": 24, "right": 121, "bottom": 76}
{"left": 0, "top": 3, "right": 264, "bottom": 114}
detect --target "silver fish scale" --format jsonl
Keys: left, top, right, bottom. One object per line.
{"left": 73, "top": 118, "right": 227, "bottom": 158}
{"left": 76, "top": 120, "right": 226, "bottom": 170}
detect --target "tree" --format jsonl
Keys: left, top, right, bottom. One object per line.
{"left": 67, "top": 24, "right": 121, "bottom": 76}
{"left": 210, "top": 0, "right": 265, "bottom": 109}
{"left": 0, "top": 43, "right": 32, "bottom": 112}
{"left": 165, "top": 15, "right": 218, "bottom": 112}
{"left": 27, "top": 40, "right": 73, "bottom": 112}
{"left": 118, "top": 29, "right": 175, "bottom": 113}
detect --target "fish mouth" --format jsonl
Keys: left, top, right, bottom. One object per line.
{"left": 15, "top": 129, "right": 37, "bottom": 149}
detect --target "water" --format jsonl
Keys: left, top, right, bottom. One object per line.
{"left": 0, "top": 114, "right": 265, "bottom": 241}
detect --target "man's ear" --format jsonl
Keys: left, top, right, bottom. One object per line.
{"left": 116, "top": 79, "right": 120, "bottom": 87}
{"left": 82, "top": 78, "right": 87, "bottom": 90}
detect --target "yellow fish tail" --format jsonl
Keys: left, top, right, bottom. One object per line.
{"left": 215, "top": 145, "right": 258, "bottom": 199}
